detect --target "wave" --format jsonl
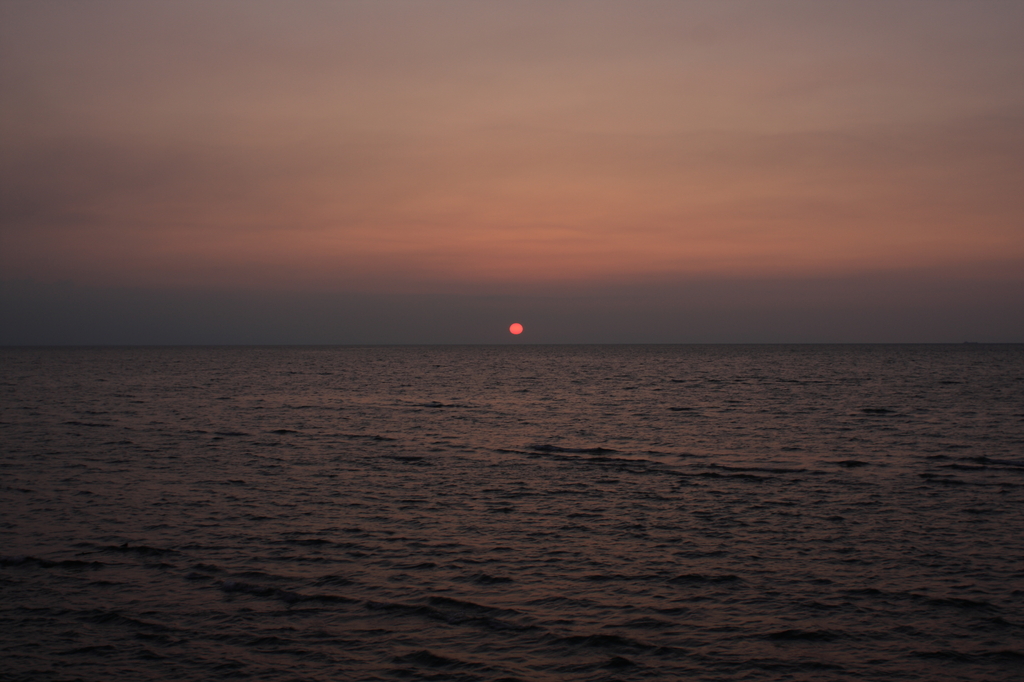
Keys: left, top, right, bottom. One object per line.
{"left": 765, "top": 628, "right": 842, "bottom": 642}
{"left": 220, "top": 580, "right": 355, "bottom": 605}
{"left": 668, "top": 573, "right": 742, "bottom": 585}
{"left": 529, "top": 444, "right": 619, "bottom": 455}
{"left": 1, "top": 555, "right": 105, "bottom": 569}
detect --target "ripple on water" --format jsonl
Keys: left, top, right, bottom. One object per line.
{"left": 1, "top": 344, "right": 1023, "bottom": 681}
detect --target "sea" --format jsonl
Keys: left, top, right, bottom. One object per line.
{"left": 1, "top": 344, "right": 1022, "bottom": 681}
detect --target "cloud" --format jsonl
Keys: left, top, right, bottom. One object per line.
{"left": 3, "top": 111, "right": 1022, "bottom": 292}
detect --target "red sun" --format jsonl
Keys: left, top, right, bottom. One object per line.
{"left": 509, "top": 323, "right": 524, "bottom": 335}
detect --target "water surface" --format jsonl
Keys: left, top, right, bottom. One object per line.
{"left": 2, "top": 345, "right": 1023, "bottom": 680}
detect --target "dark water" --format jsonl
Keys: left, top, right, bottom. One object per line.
{"left": 2, "top": 345, "right": 1023, "bottom": 681}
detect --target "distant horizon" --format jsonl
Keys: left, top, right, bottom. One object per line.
{"left": 9, "top": 341, "right": 1024, "bottom": 348}
{"left": 3, "top": 269, "right": 1022, "bottom": 345}
{"left": 3, "top": 281, "right": 1021, "bottom": 345}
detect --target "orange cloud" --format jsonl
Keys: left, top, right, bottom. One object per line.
{"left": 2, "top": 1, "right": 1022, "bottom": 295}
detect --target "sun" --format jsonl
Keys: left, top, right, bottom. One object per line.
{"left": 509, "top": 323, "right": 524, "bottom": 335}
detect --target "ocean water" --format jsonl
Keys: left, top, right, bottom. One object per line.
{"left": 1, "top": 344, "right": 1023, "bottom": 681}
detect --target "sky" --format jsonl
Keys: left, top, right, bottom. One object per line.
{"left": 2, "top": 0, "right": 1022, "bottom": 344}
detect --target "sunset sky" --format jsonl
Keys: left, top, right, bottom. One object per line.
{"left": 2, "top": 0, "right": 1022, "bottom": 343}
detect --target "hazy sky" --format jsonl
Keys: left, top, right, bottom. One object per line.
{"left": 2, "top": 0, "right": 1022, "bottom": 343}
